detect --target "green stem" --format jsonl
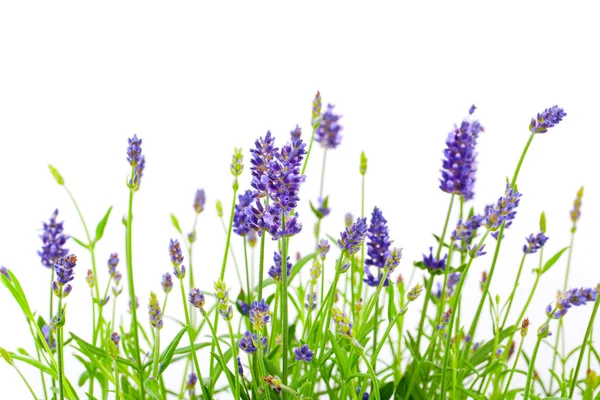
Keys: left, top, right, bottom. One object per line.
{"left": 227, "top": 321, "right": 241, "bottom": 399}
{"left": 569, "top": 284, "right": 600, "bottom": 398}
{"left": 502, "top": 338, "right": 524, "bottom": 398}
{"left": 114, "top": 361, "right": 121, "bottom": 400}
{"left": 501, "top": 253, "right": 527, "bottom": 329}
{"left": 440, "top": 230, "right": 490, "bottom": 398}
{"left": 125, "top": 167, "right": 144, "bottom": 399}
{"left": 57, "top": 295, "right": 65, "bottom": 400}
{"left": 13, "top": 364, "right": 38, "bottom": 399}
{"left": 281, "top": 217, "right": 289, "bottom": 398}
{"left": 524, "top": 336, "right": 543, "bottom": 399}
{"left": 359, "top": 352, "right": 380, "bottom": 400}
{"left": 416, "top": 194, "right": 455, "bottom": 350}
{"left": 511, "top": 133, "right": 535, "bottom": 187}
{"left": 257, "top": 232, "right": 266, "bottom": 301}
{"left": 243, "top": 237, "right": 251, "bottom": 305}
{"left": 152, "top": 327, "right": 160, "bottom": 378}
{"left": 358, "top": 173, "right": 366, "bottom": 315}
{"left": 301, "top": 123, "right": 319, "bottom": 176}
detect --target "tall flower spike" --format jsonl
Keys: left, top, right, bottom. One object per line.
{"left": 571, "top": 186, "right": 583, "bottom": 231}
{"left": 249, "top": 131, "right": 278, "bottom": 197}
{"left": 233, "top": 190, "right": 253, "bottom": 236}
{"left": 188, "top": 288, "right": 206, "bottom": 311}
{"left": 185, "top": 372, "right": 197, "bottom": 397}
{"left": 54, "top": 255, "right": 77, "bottom": 286}
{"left": 312, "top": 91, "right": 322, "bottom": 127}
{"left": 529, "top": 105, "right": 567, "bottom": 134}
{"left": 127, "top": 135, "right": 143, "bottom": 167}
{"left": 231, "top": 147, "right": 244, "bottom": 177}
{"left": 268, "top": 251, "right": 292, "bottom": 281}
{"left": 148, "top": 292, "right": 163, "bottom": 329}
{"left": 364, "top": 207, "right": 392, "bottom": 286}
{"left": 439, "top": 111, "right": 484, "bottom": 201}
{"left": 265, "top": 138, "right": 307, "bottom": 211}
{"left": 249, "top": 299, "right": 271, "bottom": 330}
{"left": 161, "top": 273, "right": 173, "bottom": 293}
{"left": 214, "top": 279, "right": 233, "bottom": 320}
{"left": 194, "top": 189, "right": 206, "bottom": 214}
{"left": 315, "top": 104, "right": 343, "bottom": 149}
{"left": 339, "top": 217, "right": 368, "bottom": 256}
{"left": 38, "top": 209, "right": 70, "bottom": 268}
{"left": 523, "top": 232, "right": 549, "bottom": 254}
{"left": 484, "top": 183, "right": 522, "bottom": 233}
{"left": 169, "top": 239, "right": 186, "bottom": 279}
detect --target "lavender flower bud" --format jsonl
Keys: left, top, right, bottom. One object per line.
{"left": 148, "top": 292, "right": 163, "bottom": 329}
{"left": 485, "top": 183, "right": 522, "bottom": 233}
{"left": 188, "top": 288, "right": 206, "bottom": 311}
{"left": 345, "top": 213, "right": 353, "bottom": 228}
{"left": 214, "top": 279, "right": 233, "bottom": 321}
{"left": 469, "top": 104, "right": 476, "bottom": 115}
{"left": 263, "top": 375, "right": 283, "bottom": 394}
{"left": 249, "top": 299, "right": 271, "bottom": 330}
{"left": 216, "top": 200, "right": 223, "bottom": 218}
{"left": 237, "top": 356, "right": 244, "bottom": 376}
{"left": 185, "top": 372, "right": 197, "bottom": 397}
{"left": 523, "top": 232, "right": 549, "bottom": 254}
{"left": 331, "top": 307, "right": 353, "bottom": 338}
{"left": 247, "top": 229, "right": 257, "bottom": 248}
{"left": 311, "top": 91, "right": 322, "bottom": 127}
{"left": 571, "top": 186, "right": 583, "bottom": 232}
{"left": 107, "top": 253, "right": 119, "bottom": 277}
{"left": 521, "top": 318, "right": 530, "bottom": 337}
{"left": 54, "top": 255, "right": 77, "bottom": 287}
{"left": 290, "top": 125, "right": 302, "bottom": 141}
{"left": 317, "top": 239, "right": 330, "bottom": 260}
{"left": 169, "top": 239, "right": 186, "bottom": 279}
{"left": 110, "top": 332, "right": 121, "bottom": 350}
{"left": 436, "top": 308, "right": 452, "bottom": 331}
{"left": 126, "top": 135, "right": 143, "bottom": 167}
{"left": 294, "top": 344, "right": 314, "bottom": 362}
{"left": 360, "top": 151, "right": 367, "bottom": 175}
{"left": 161, "top": 273, "right": 173, "bottom": 293}
{"left": 231, "top": 147, "right": 244, "bottom": 177}
{"left": 85, "top": 270, "right": 95, "bottom": 288}
{"left": 38, "top": 209, "right": 70, "bottom": 269}
{"left": 268, "top": 251, "right": 292, "bottom": 282}
{"left": 529, "top": 105, "right": 567, "bottom": 134}
{"left": 239, "top": 331, "right": 266, "bottom": 354}
{"left": 194, "top": 189, "right": 206, "bottom": 214}
{"left": 305, "top": 292, "right": 317, "bottom": 311}
{"left": 407, "top": 283, "right": 423, "bottom": 302}
{"left": 315, "top": 104, "right": 343, "bottom": 149}
{"left": 233, "top": 190, "right": 253, "bottom": 236}
{"left": 383, "top": 247, "right": 403, "bottom": 274}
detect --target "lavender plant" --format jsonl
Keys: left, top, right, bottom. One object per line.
{"left": 2, "top": 98, "right": 599, "bottom": 400}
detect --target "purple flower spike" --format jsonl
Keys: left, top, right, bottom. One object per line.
{"left": 127, "top": 135, "right": 143, "bottom": 167}
{"left": 54, "top": 255, "right": 77, "bottom": 286}
{"left": 312, "top": 91, "right": 322, "bottom": 126}
{"left": 338, "top": 217, "right": 368, "bottom": 256}
{"left": 237, "top": 356, "right": 244, "bottom": 376}
{"left": 364, "top": 208, "right": 392, "bottom": 287}
{"left": 234, "top": 190, "right": 253, "bottom": 236}
{"left": 315, "top": 104, "right": 343, "bottom": 149}
{"left": 484, "top": 183, "right": 522, "bottom": 233}
{"left": 249, "top": 131, "right": 278, "bottom": 198}
{"left": 148, "top": 292, "right": 163, "bottom": 329}
{"left": 530, "top": 106, "right": 567, "bottom": 134}
{"left": 194, "top": 189, "right": 206, "bottom": 214}
{"left": 268, "top": 251, "right": 292, "bottom": 282}
{"left": 294, "top": 344, "right": 314, "bottom": 362}
{"left": 422, "top": 247, "right": 447, "bottom": 271}
{"left": 523, "top": 232, "right": 549, "bottom": 254}
{"left": 38, "top": 209, "right": 70, "bottom": 269}
{"left": 189, "top": 288, "right": 206, "bottom": 311}
{"left": 161, "top": 273, "right": 173, "bottom": 293}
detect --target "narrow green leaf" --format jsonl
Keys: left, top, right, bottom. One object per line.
{"left": 540, "top": 211, "right": 547, "bottom": 233}
{"left": 327, "top": 331, "right": 348, "bottom": 379}
{"left": 379, "top": 380, "right": 395, "bottom": 400}
{"left": 542, "top": 246, "right": 570, "bottom": 274}
{"left": 94, "top": 206, "right": 113, "bottom": 243}
{"left": 85, "top": 394, "right": 99, "bottom": 400}
{"left": 170, "top": 213, "right": 182, "bottom": 234}
{"left": 106, "top": 338, "right": 118, "bottom": 361}
{"left": 71, "top": 236, "right": 89, "bottom": 249}
{"left": 457, "top": 387, "right": 487, "bottom": 400}
{"left": 48, "top": 164, "right": 65, "bottom": 185}
{"left": 143, "top": 378, "right": 161, "bottom": 400}
{"left": 158, "top": 326, "right": 187, "bottom": 375}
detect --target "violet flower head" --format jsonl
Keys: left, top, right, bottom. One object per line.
{"left": 469, "top": 104, "right": 477, "bottom": 115}
{"left": 161, "top": 272, "right": 173, "bottom": 293}
{"left": 317, "top": 239, "right": 330, "bottom": 260}
{"left": 439, "top": 113, "right": 484, "bottom": 201}
{"left": 185, "top": 372, "right": 197, "bottom": 397}
{"left": 315, "top": 104, "right": 343, "bottom": 149}
{"left": 365, "top": 207, "right": 391, "bottom": 270}
{"left": 107, "top": 253, "right": 119, "bottom": 277}
{"left": 530, "top": 106, "right": 567, "bottom": 134}
{"left": 548, "top": 287, "right": 598, "bottom": 319}
{"left": 239, "top": 331, "right": 267, "bottom": 354}
{"left": 169, "top": 239, "right": 186, "bottom": 279}
{"left": 339, "top": 217, "right": 368, "bottom": 256}
{"left": 451, "top": 215, "right": 483, "bottom": 250}
{"left": 188, "top": 288, "right": 206, "bottom": 311}
{"left": 110, "top": 332, "right": 121, "bottom": 350}
{"left": 383, "top": 247, "right": 403, "bottom": 274}
{"left": 249, "top": 299, "right": 271, "bottom": 330}
{"left": 294, "top": 344, "right": 314, "bottom": 362}
{"left": 126, "top": 135, "right": 143, "bottom": 167}
{"left": 523, "top": 232, "right": 549, "bottom": 254}
{"left": 484, "top": 183, "right": 522, "bottom": 233}
{"left": 305, "top": 292, "right": 317, "bottom": 310}
{"left": 291, "top": 125, "right": 302, "bottom": 141}
{"left": 237, "top": 356, "right": 244, "bottom": 376}
{"left": 38, "top": 209, "right": 70, "bottom": 268}
{"left": 0, "top": 266, "right": 9, "bottom": 281}
{"left": 422, "top": 247, "right": 447, "bottom": 271}
{"left": 148, "top": 292, "right": 163, "bottom": 329}
{"left": 194, "top": 189, "right": 206, "bottom": 214}
{"left": 131, "top": 155, "right": 145, "bottom": 190}
{"left": 233, "top": 190, "right": 253, "bottom": 236}
{"left": 312, "top": 91, "right": 322, "bottom": 126}
{"left": 249, "top": 131, "right": 278, "bottom": 197}
{"left": 268, "top": 251, "right": 292, "bottom": 282}
{"left": 265, "top": 138, "right": 307, "bottom": 211}
{"left": 54, "top": 255, "right": 77, "bottom": 286}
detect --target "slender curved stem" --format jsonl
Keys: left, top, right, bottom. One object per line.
{"left": 57, "top": 295, "right": 65, "bottom": 400}
{"left": 257, "top": 233, "right": 266, "bottom": 301}
{"left": 280, "top": 216, "right": 289, "bottom": 398}
{"left": 502, "top": 338, "right": 524, "bottom": 398}
{"left": 501, "top": 253, "right": 527, "bottom": 328}
{"left": 179, "top": 279, "right": 206, "bottom": 397}
{"left": 301, "top": 123, "right": 319, "bottom": 176}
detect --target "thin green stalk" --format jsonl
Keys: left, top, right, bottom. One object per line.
{"left": 503, "top": 338, "right": 524, "bottom": 398}
{"left": 501, "top": 253, "right": 527, "bottom": 328}
{"left": 358, "top": 173, "right": 366, "bottom": 315}
{"left": 210, "top": 182, "right": 238, "bottom": 379}
{"left": 280, "top": 218, "right": 289, "bottom": 398}
{"left": 550, "top": 232, "right": 575, "bottom": 392}
{"left": 48, "top": 270, "right": 56, "bottom": 396}
{"left": 114, "top": 360, "right": 121, "bottom": 400}
{"left": 152, "top": 327, "right": 160, "bottom": 378}
{"left": 360, "top": 352, "right": 380, "bottom": 400}
{"left": 257, "top": 233, "right": 266, "bottom": 301}
{"left": 227, "top": 321, "right": 241, "bottom": 399}
{"left": 57, "top": 295, "right": 65, "bottom": 400}
{"left": 179, "top": 279, "right": 208, "bottom": 398}
{"left": 416, "top": 194, "right": 455, "bottom": 350}
{"left": 13, "top": 363, "right": 38, "bottom": 399}
{"left": 569, "top": 284, "right": 600, "bottom": 398}
{"left": 511, "top": 133, "right": 535, "bottom": 187}
{"left": 440, "top": 230, "right": 490, "bottom": 398}
{"left": 524, "top": 329, "right": 548, "bottom": 399}
{"left": 125, "top": 167, "right": 144, "bottom": 399}
{"left": 301, "top": 122, "right": 319, "bottom": 176}
{"left": 243, "top": 237, "right": 251, "bottom": 305}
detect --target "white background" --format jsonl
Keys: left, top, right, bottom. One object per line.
{"left": 1, "top": 1, "right": 599, "bottom": 398}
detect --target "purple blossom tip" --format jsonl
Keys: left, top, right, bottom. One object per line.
{"left": 54, "top": 254, "right": 77, "bottom": 286}
{"left": 530, "top": 106, "right": 566, "bottom": 134}
{"left": 291, "top": 125, "right": 302, "bottom": 141}
{"left": 188, "top": 288, "right": 206, "bottom": 310}
{"left": 194, "top": 189, "right": 206, "bottom": 214}
{"left": 38, "top": 209, "right": 70, "bottom": 269}
{"left": 294, "top": 344, "right": 314, "bottom": 362}
{"left": 127, "top": 135, "right": 143, "bottom": 167}
{"left": 315, "top": 104, "right": 343, "bottom": 149}
{"left": 339, "top": 217, "right": 368, "bottom": 256}
{"left": 161, "top": 273, "right": 173, "bottom": 293}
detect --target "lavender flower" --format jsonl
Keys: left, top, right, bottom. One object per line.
{"left": 237, "top": 300, "right": 249, "bottom": 315}
{"left": 38, "top": 209, "right": 69, "bottom": 268}
{"left": 107, "top": 253, "right": 119, "bottom": 277}
{"left": 332, "top": 307, "right": 353, "bottom": 338}
{"left": 185, "top": 372, "right": 197, "bottom": 397}
{"left": 54, "top": 255, "right": 77, "bottom": 286}
{"left": 439, "top": 112, "right": 484, "bottom": 200}
{"left": 110, "top": 332, "right": 121, "bottom": 350}
{"left": 521, "top": 318, "right": 530, "bottom": 337}
{"left": 469, "top": 104, "right": 476, "bottom": 115}
{"left": 529, "top": 106, "right": 567, "bottom": 134}
{"left": 294, "top": 344, "right": 314, "bottom": 362}
{"left": 523, "top": 232, "right": 549, "bottom": 254}
{"left": 247, "top": 230, "right": 257, "bottom": 248}
{"left": 0, "top": 266, "right": 10, "bottom": 281}
{"left": 188, "top": 288, "right": 206, "bottom": 311}
{"left": 239, "top": 331, "right": 266, "bottom": 354}
{"left": 249, "top": 299, "right": 270, "bottom": 330}
{"left": 230, "top": 147, "right": 244, "bottom": 177}
{"left": 214, "top": 279, "right": 233, "bottom": 320}
{"left": 547, "top": 287, "right": 598, "bottom": 319}
{"left": 339, "top": 217, "right": 368, "bottom": 256}
{"left": 484, "top": 183, "right": 522, "bottom": 234}
{"left": 383, "top": 247, "right": 403, "bottom": 274}
{"left": 194, "top": 189, "right": 206, "bottom": 214}
{"left": 468, "top": 243, "right": 487, "bottom": 258}
{"left": 407, "top": 283, "right": 424, "bottom": 302}
{"left": 131, "top": 155, "right": 145, "bottom": 190}
{"left": 317, "top": 239, "right": 330, "bottom": 260}
{"left": 422, "top": 247, "right": 447, "bottom": 271}
{"left": 265, "top": 138, "right": 307, "bottom": 211}
{"left": 571, "top": 186, "right": 583, "bottom": 230}
{"left": 237, "top": 356, "right": 244, "bottom": 376}
{"left": 148, "top": 292, "right": 163, "bottom": 329}
{"left": 233, "top": 190, "right": 253, "bottom": 236}
{"left": 268, "top": 251, "right": 292, "bottom": 281}
{"left": 305, "top": 292, "right": 317, "bottom": 310}
{"left": 249, "top": 131, "right": 278, "bottom": 197}
{"left": 480, "top": 271, "right": 488, "bottom": 292}
{"left": 161, "top": 273, "right": 173, "bottom": 293}
{"left": 315, "top": 104, "right": 343, "bottom": 149}
{"left": 85, "top": 270, "right": 95, "bottom": 288}
{"left": 436, "top": 308, "right": 452, "bottom": 331}
{"left": 451, "top": 215, "right": 483, "bottom": 250}
{"left": 263, "top": 375, "right": 283, "bottom": 394}
{"left": 42, "top": 325, "right": 56, "bottom": 350}
{"left": 345, "top": 213, "right": 353, "bottom": 228}
{"left": 169, "top": 239, "right": 186, "bottom": 279}
{"left": 126, "top": 135, "right": 143, "bottom": 167}
{"left": 312, "top": 91, "right": 322, "bottom": 127}
{"left": 291, "top": 125, "right": 302, "bottom": 140}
